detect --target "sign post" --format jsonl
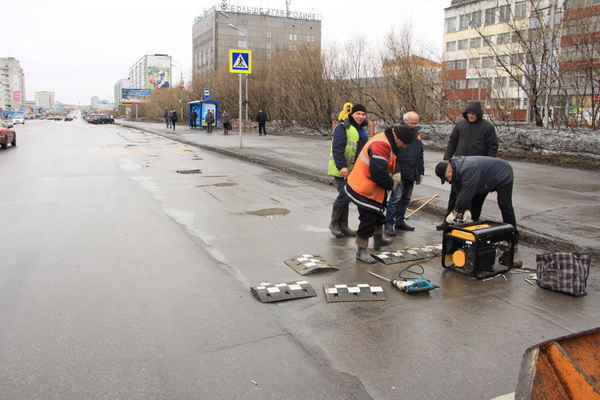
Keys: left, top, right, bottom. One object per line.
{"left": 229, "top": 50, "right": 252, "bottom": 148}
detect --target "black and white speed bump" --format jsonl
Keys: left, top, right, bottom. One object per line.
{"left": 373, "top": 244, "right": 442, "bottom": 265}
{"left": 284, "top": 254, "right": 339, "bottom": 275}
{"left": 323, "top": 284, "right": 385, "bottom": 302}
{"left": 251, "top": 281, "right": 317, "bottom": 303}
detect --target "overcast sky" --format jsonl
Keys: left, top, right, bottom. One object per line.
{"left": 2, "top": 0, "right": 449, "bottom": 106}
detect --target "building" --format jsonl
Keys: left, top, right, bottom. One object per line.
{"left": 192, "top": 1, "right": 321, "bottom": 74}
{"left": 91, "top": 96, "right": 99, "bottom": 110}
{"left": 0, "top": 57, "right": 26, "bottom": 111}
{"left": 114, "top": 79, "right": 130, "bottom": 108}
{"left": 35, "top": 91, "right": 56, "bottom": 110}
{"left": 559, "top": 0, "right": 600, "bottom": 126}
{"left": 129, "top": 54, "right": 172, "bottom": 91}
{"left": 442, "top": 0, "right": 565, "bottom": 122}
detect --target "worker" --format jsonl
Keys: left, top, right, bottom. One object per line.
{"left": 327, "top": 104, "right": 370, "bottom": 237}
{"left": 345, "top": 125, "right": 415, "bottom": 264}
{"left": 435, "top": 156, "right": 518, "bottom": 241}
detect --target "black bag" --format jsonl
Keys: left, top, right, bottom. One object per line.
{"left": 536, "top": 252, "right": 590, "bottom": 296}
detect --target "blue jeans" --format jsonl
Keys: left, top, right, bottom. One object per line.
{"left": 384, "top": 180, "right": 414, "bottom": 228}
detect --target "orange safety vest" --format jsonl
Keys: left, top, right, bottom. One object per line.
{"left": 347, "top": 132, "right": 396, "bottom": 205}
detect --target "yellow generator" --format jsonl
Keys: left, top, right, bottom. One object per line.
{"left": 442, "top": 220, "right": 517, "bottom": 279}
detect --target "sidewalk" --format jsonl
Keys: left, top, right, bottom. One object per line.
{"left": 117, "top": 120, "right": 600, "bottom": 258}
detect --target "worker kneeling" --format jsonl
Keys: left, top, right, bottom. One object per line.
{"left": 345, "top": 126, "right": 416, "bottom": 264}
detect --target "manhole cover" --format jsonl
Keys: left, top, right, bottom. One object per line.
{"left": 176, "top": 169, "right": 202, "bottom": 174}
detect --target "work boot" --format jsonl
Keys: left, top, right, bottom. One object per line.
{"left": 356, "top": 237, "right": 376, "bottom": 264}
{"left": 329, "top": 206, "right": 344, "bottom": 238}
{"left": 339, "top": 205, "right": 356, "bottom": 237}
{"left": 436, "top": 221, "right": 449, "bottom": 231}
{"left": 373, "top": 226, "right": 393, "bottom": 250}
{"left": 396, "top": 222, "right": 415, "bottom": 231}
{"left": 384, "top": 226, "right": 396, "bottom": 236}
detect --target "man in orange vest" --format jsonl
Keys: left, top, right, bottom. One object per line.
{"left": 345, "top": 125, "right": 416, "bottom": 264}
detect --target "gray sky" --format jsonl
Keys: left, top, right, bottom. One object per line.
{"left": 2, "top": 0, "right": 449, "bottom": 106}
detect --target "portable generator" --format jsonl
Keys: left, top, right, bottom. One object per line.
{"left": 442, "top": 220, "right": 517, "bottom": 279}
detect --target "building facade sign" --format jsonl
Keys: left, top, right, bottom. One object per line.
{"left": 220, "top": 4, "right": 321, "bottom": 21}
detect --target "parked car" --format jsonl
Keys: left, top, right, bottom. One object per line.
{"left": 64, "top": 116, "right": 73, "bottom": 121}
{"left": 12, "top": 114, "right": 25, "bottom": 125}
{"left": 0, "top": 119, "right": 16, "bottom": 149}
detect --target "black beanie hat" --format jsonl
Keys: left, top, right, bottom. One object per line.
{"left": 393, "top": 125, "right": 414, "bottom": 145}
{"left": 351, "top": 104, "right": 367, "bottom": 114}
{"left": 435, "top": 161, "right": 448, "bottom": 184}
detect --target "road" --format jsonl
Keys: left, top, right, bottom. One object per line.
{"left": 0, "top": 119, "right": 597, "bottom": 400}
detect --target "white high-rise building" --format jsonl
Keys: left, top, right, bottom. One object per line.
{"left": 35, "top": 91, "right": 56, "bottom": 110}
{"left": 0, "top": 57, "right": 26, "bottom": 111}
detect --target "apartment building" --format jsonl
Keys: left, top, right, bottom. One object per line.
{"left": 0, "top": 57, "right": 26, "bottom": 111}
{"left": 35, "top": 91, "right": 56, "bottom": 110}
{"left": 192, "top": 2, "right": 321, "bottom": 74}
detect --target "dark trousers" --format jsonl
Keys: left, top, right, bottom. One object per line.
{"left": 356, "top": 207, "right": 386, "bottom": 239}
{"left": 471, "top": 181, "right": 518, "bottom": 237}
{"left": 259, "top": 123, "right": 266, "bottom": 134}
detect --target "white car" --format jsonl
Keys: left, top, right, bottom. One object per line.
{"left": 12, "top": 114, "right": 25, "bottom": 125}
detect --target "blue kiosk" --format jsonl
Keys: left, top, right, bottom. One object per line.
{"left": 188, "top": 100, "right": 219, "bottom": 130}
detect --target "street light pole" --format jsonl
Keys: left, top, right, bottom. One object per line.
{"left": 171, "top": 59, "right": 185, "bottom": 123}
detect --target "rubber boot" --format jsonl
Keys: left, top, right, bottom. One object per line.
{"left": 339, "top": 204, "right": 356, "bottom": 237}
{"left": 329, "top": 206, "right": 344, "bottom": 238}
{"left": 373, "top": 226, "right": 393, "bottom": 250}
{"left": 356, "top": 236, "right": 376, "bottom": 264}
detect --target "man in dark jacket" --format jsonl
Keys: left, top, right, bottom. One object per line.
{"left": 436, "top": 101, "right": 498, "bottom": 230}
{"left": 435, "top": 156, "right": 517, "bottom": 238}
{"left": 384, "top": 111, "right": 424, "bottom": 235}
{"left": 256, "top": 110, "right": 267, "bottom": 135}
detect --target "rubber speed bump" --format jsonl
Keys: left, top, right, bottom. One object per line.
{"left": 251, "top": 281, "right": 317, "bottom": 303}
{"left": 373, "top": 245, "right": 442, "bottom": 265}
{"left": 284, "top": 254, "right": 339, "bottom": 275}
{"left": 323, "top": 284, "right": 385, "bottom": 302}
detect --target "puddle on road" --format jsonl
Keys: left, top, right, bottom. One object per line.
{"left": 196, "top": 182, "right": 238, "bottom": 187}
{"left": 245, "top": 208, "right": 290, "bottom": 218}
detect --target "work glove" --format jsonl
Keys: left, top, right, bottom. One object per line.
{"left": 392, "top": 173, "right": 402, "bottom": 191}
{"left": 416, "top": 174, "right": 424, "bottom": 185}
{"left": 445, "top": 210, "right": 460, "bottom": 225}
{"left": 463, "top": 210, "right": 472, "bottom": 223}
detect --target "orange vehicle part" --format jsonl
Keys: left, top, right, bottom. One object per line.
{"left": 515, "top": 327, "right": 600, "bottom": 399}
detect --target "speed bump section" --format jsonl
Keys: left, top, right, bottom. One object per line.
{"left": 251, "top": 281, "right": 317, "bottom": 303}
{"left": 323, "top": 284, "right": 385, "bottom": 302}
{"left": 284, "top": 254, "right": 339, "bottom": 275}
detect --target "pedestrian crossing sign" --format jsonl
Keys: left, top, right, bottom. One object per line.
{"left": 229, "top": 50, "right": 252, "bottom": 74}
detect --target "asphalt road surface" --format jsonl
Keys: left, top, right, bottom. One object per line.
{"left": 0, "top": 119, "right": 597, "bottom": 399}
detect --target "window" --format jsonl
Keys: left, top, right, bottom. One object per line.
{"left": 482, "top": 56, "right": 494, "bottom": 68}
{"left": 471, "top": 11, "right": 482, "bottom": 28}
{"left": 484, "top": 35, "right": 495, "bottom": 46}
{"left": 470, "top": 57, "right": 481, "bottom": 68}
{"left": 515, "top": 2, "right": 527, "bottom": 20}
{"left": 499, "top": 5, "right": 510, "bottom": 22}
{"left": 456, "top": 79, "right": 467, "bottom": 89}
{"left": 481, "top": 77, "right": 493, "bottom": 88}
{"left": 267, "top": 31, "right": 272, "bottom": 39}
{"left": 485, "top": 8, "right": 496, "bottom": 25}
{"left": 446, "top": 17, "right": 457, "bottom": 33}
{"left": 497, "top": 55, "right": 509, "bottom": 66}
{"left": 459, "top": 14, "right": 470, "bottom": 30}
{"left": 456, "top": 59, "right": 468, "bottom": 69}
{"left": 458, "top": 39, "right": 468, "bottom": 50}
{"left": 455, "top": 99, "right": 464, "bottom": 109}
{"left": 446, "top": 41, "right": 457, "bottom": 52}
{"left": 510, "top": 76, "right": 521, "bottom": 87}
{"left": 445, "top": 61, "right": 455, "bottom": 71}
{"left": 497, "top": 32, "right": 510, "bottom": 44}
{"left": 470, "top": 37, "right": 482, "bottom": 48}
{"left": 468, "top": 78, "right": 479, "bottom": 89}
{"left": 494, "top": 77, "right": 507, "bottom": 87}
{"left": 511, "top": 53, "right": 524, "bottom": 64}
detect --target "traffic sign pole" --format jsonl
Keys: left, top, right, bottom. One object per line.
{"left": 229, "top": 49, "right": 252, "bottom": 149}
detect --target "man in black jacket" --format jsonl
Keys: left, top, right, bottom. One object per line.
{"left": 435, "top": 156, "right": 517, "bottom": 238}
{"left": 384, "top": 111, "right": 424, "bottom": 235}
{"left": 436, "top": 101, "right": 498, "bottom": 230}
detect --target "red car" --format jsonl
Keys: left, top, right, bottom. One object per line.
{"left": 0, "top": 119, "right": 16, "bottom": 149}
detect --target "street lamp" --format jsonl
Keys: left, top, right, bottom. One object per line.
{"left": 171, "top": 59, "right": 185, "bottom": 123}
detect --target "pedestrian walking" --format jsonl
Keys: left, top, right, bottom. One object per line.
{"left": 171, "top": 110, "right": 178, "bottom": 130}
{"left": 327, "top": 103, "right": 370, "bottom": 237}
{"left": 164, "top": 109, "right": 170, "bottom": 128}
{"left": 345, "top": 125, "right": 415, "bottom": 264}
{"left": 222, "top": 110, "right": 231, "bottom": 135}
{"left": 205, "top": 110, "right": 215, "bottom": 133}
{"left": 436, "top": 101, "right": 498, "bottom": 230}
{"left": 256, "top": 110, "right": 267, "bottom": 135}
{"left": 384, "top": 111, "right": 424, "bottom": 236}
{"left": 190, "top": 109, "right": 198, "bottom": 129}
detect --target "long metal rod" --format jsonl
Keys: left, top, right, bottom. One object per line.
{"left": 238, "top": 73, "right": 243, "bottom": 148}
{"left": 368, "top": 271, "right": 391, "bottom": 282}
